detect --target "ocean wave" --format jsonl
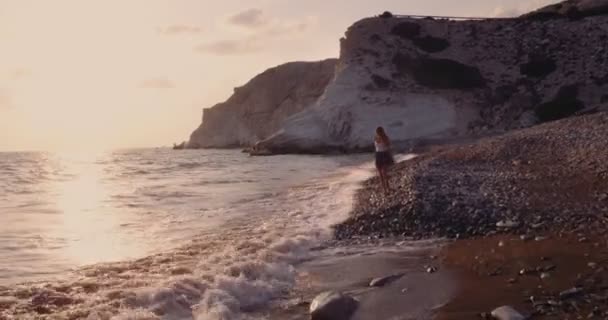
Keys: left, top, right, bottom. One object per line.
{"left": 0, "top": 160, "right": 373, "bottom": 319}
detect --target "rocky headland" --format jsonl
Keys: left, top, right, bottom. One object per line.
{"left": 187, "top": 0, "right": 608, "bottom": 154}
{"left": 187, "top": 59, "right": 337, "bottom": 149}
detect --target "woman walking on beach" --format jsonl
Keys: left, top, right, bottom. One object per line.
{"left": 374, "top": 126, "right": 395, "bottom": 194}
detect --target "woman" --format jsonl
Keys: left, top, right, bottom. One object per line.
{"left": 374, "top": 126, "right": 395, "bottom": 194}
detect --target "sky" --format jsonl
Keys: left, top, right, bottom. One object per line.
{"left": 0, "top": 0, "right": 559, "bottom": 151}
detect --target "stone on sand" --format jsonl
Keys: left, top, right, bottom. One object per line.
{"left": 310, "top": 291, "right": 358, "bottom": 320}
{"left": 496, "top": 220, "right": 519, "bottom": 229}
{"left": 369, "top": 274, "right": 403, "bottom": 287}
{"left": 491, "top": 306, "right": 526, "bottom": 320}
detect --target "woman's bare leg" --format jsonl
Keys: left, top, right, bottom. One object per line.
{"left": 384, "top": 168, "right": 390, "bottom": 192}
{"left": 379, "top": 168, "right": 389, "bottom": 193}
{"left": 378, "top": 168, "right": 385, "bottom": 193}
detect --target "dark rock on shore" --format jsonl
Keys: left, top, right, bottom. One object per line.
{"left": 369, "top": 274, "right": 404, "bottom": 287}
{"left": 491, "top": 305, "right": 526, "bottom": 320}
{"left": 310, "top": 291, "right": 358, "bottom": 320}
{"left": 334, "top": 112, "right": 608, "bottom": 240}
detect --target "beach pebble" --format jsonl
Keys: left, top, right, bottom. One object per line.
{"left": 588, "top": 262, "right": 597, "bottom": 269}
{"left": 491, "top": 305, "right": 526, "bottom": 320}
{"left": 369, "top": 274, "right": 402, "bottom": 287}
{"left": 496, "top": 220, "right": 519, "bottom": 229}
{"left": 534, "top": 236, "right": 547, "bottom": 241}
{"left": 542, "top": 264, "right": 556, "bottom": 272}
{"left": 520, "top": 234, "right": 532, "bottom": 241}
{"left": 310, "top": 291, "right": 358, "bottom": 320}
{"left": 531, "top": 223, "right": 545, "bottom": 230}
{"left": 519, "top": 268, "right": 533, "bottom": 275}
{"left": 426, "top": 266, "right": 437, "bottom": 273}
{"left": 540, "top": 272, "right": 551, "bottom": 280}
{"left": 559, "top": 287, "right": 584, "bottom": 299}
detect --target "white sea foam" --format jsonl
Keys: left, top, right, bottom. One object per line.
{"left": 185, "top": 168, "right": 372, "bottom": 320}
{"left": 20, "top": 158, "right": 372, "bottom": 320}
{"left": 0, "top": 151, "right": 418, "bottom": 319}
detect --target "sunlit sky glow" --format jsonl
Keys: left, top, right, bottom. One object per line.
{"left": 0, "top": 0, "right": 558, "bottom": 151}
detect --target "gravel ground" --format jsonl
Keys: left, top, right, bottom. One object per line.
{"left": 334, "top": 111, "right": 608, "bottom": 240}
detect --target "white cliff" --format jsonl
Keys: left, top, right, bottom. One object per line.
{"left": 255, "top": 1, "right": 608, "bottom": 153}
{"left": 185, "top": 0, "right": 608, "bottom": 154}
{"left": 187, "top": 59, "right": 337, "bottom": 148}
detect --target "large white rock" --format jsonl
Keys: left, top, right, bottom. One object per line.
{"left": 310, "top": 291, "right": 358, "bottom": 320}
{"left": 256, "top": 8, "right": 608, "bottom": 154}
{"left": 186, "top": 1, "right": 608, "bottom": 154}
{"left": 187, "top": 59, "right": 337, "bottom": 149}
{"left": 491, "top": 306, "right": 526, "bottom": 320}
{"left": 369, "top": 274, "right": 403, "bottom": 287}
{"left": 257, "top": 63, "right": 471, "bottom": 153}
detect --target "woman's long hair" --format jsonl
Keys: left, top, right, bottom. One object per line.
{"left": 375, "top": 126, "right": 390, "bottom": 145}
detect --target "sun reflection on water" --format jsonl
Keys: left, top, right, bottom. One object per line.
{"left": 48, "top": 151, "right": 144, "bottom": 266}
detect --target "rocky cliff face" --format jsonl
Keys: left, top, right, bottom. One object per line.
{"left": 187, "top": 59, "right": 337, "bottom": 148}
{"left": 255, "top": 0, "right": 608, "bottom": 153}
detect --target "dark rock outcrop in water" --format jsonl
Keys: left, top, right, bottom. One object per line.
{"left": 187, "top": 59, "right": 337, "bottom": 149}
{"left": 334, "top": 111, "right": 608, "bottom": 240}
{"left": 172, "top": 141, "right": 186, "bottom": 150}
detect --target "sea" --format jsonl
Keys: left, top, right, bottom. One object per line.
{"left": 0, "top": 149, "right": 449, "bottom": 319}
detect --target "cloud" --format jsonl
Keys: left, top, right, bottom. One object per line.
{"left": 157, "top": 25, "right": 203, "bottom": 35}
{"left": 226, "top": 8, "right": 316, "bottom": 33}
{"left": 196, "top": 10, "right": 317, "bottom": 56}
{"left": 194, "top": 39, "right": 261, "bottom": 55}
{"left": 264, "top": 16, "right": 317, "bottom": 37}
{"left": 138, "top": 77, "right": 175, "bottom": 89}
{"left": 227, "top": 8, "right": 269, "bottom": 28}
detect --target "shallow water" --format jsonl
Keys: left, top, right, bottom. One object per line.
{"left": 0, "top": 148, "right": 383, "bottom": 319}
{"left": 0, "top": 150, "right": 441, "bottom": 319}
{"left": 0, "top": 149, "right": 367, "bottom": 285}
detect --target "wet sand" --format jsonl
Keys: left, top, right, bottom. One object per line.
{"left": 332, "top": 113, "right": 608, "bottom": 319}
{"left": 261, "top": 239, "right": 457, "bottom": 320}
{"left": 437, "top": 232, "right": 608, "bottom": 319}
{"left": 262, "top": 232, "right": 608, "bottom": 319}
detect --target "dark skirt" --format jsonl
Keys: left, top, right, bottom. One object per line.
{"left": 375, "top": 151, "right": 395, "bottom": 169}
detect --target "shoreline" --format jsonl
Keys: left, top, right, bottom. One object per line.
{"left": 333, "top": 112, "right": 608, "bottom": 318}
{"left": 2, "top": 111, "right": 607, "bottom": 320}
{"left": 0, "top": 153, "right": 376, "bottom": 319}
{"left": 261, "top": 238, "right": 457, "bottom": 320}
{"left": 437, "top": 232, "right": 608, "bottom": 319}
